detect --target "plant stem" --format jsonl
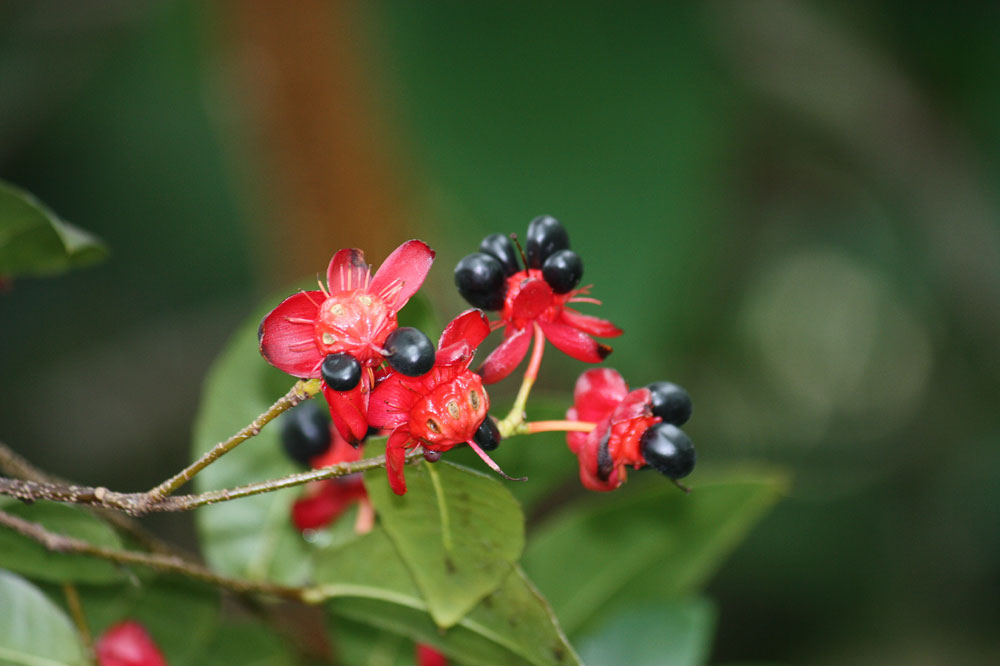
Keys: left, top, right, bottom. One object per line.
{"left": 147, "top": 378, "right": 322, "bottom": 501}
{"left": 0, "top": 509, "right": 309, "bottom": 602}
{"left": 62, "top": 583, "right": 92, "bottom": 653}
{"left": 497, "top": 323, "right": 545, "bottom": 437}
{"left": 521, "top": 420, "right": 596, "bottom": 435}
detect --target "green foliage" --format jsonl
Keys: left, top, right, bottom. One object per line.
{"left": 0, "top": 501, "right": 125, "bottom": 584}
{"left": 522, "top": 470, "right": 788, "bottom": 635}
{"left": 317, "top": 528, "right": 580, "bottom": 666}
{"left": 364, "top": 460, "right": 524, "bottom": 627}
{"left": 201, "top": 621, "right": 297, "bottom": 666}
{"left": 0, "top": 570, "right": 87, "bottom": 666}
{"left": 0, "top": 179, "right": 107, "bottom": 279}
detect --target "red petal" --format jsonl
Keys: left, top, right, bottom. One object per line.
{"left": 385, "top": 428, "right": 412, "bottom": 495}
{"left": 369, "top": 240, "right": 435, "bottom": 310}
{"left": 477, "top": 326, "right": 532, "bottom": 384}
{"left": 539, "top": 320, "right": 612, "bottom": 363}
{"left": 368, "top": 375, "right": 417, "bottom": 429}
{"left": 560, "top": 309, "right": 623, "bottom": 338}
{"left": 324, "top": 381, "right": 370, "bottom": 445}
{"left": 439, "top": 309, "right": 490, "bottom": 350}
{"left": 416, "top": 644, "right": 450, "bottom": 666}
{"left": 576, "top": 425, "right": 622, "bottom": 492}
{"left": 436, "top": 341, "right": 474, "bottom": 367}
{"left": 291, "top": 480, "right": 366, "bottom": 532}
{"left": 258, "top": 291, "right": 324, "bottom": 378}
{"left": 95, "top": 621, "right": 167, "bottom": 666}
{"left": 511, "top": 278, "right": 552, "bottom": 320}
{"left": 572, "top": 368, "right": 629, "bottom": 422}
{"left": 326, "top": 248, "right": 371, "bottom": 294}
{"left": 309, "top": 427, "right": 364, "bottom": 468}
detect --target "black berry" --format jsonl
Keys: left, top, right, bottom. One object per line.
{"left": 473, "top": 416, "right": 501, "bottom": 451}
{"left": 640, "top": 423, "right": 696, "bottom": 479}
{"left": 384, "top": 327, "right": 435, "bottom": 376}
{"left": 646, "top": 381, "right": 692, "bottom": 426}
{"left": 321, "top": 353, "right": 362, "bottom": 391}
{"left": 280, "top": 401, "right": 331, "bottom": 466}
{"left": 479, "top": 233, "right": 520, "bottom": 276}
{"left": 542, "top": 249, "right": 583, "bottom": 294}
{"left": 525, "top": 215, "right": 569, "bottom": 268}
{"left": 454, "top": 252, "right": 506, "bottom": 310}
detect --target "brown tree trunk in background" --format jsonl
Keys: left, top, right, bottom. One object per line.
{"left": 218, "top": 0, "right": 411, "bottom": 285}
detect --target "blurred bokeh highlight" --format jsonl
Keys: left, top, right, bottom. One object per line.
{"left": 2, "top": 1, "right": 998, "bottom": 663}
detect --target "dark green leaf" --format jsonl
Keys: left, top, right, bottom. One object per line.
{"left": 201, "top": 621, "right": 296, "bottom": 666}
{"left": 315, "top": 527, "right": 580, "bottom": 666}
{"left": 75, "top": 576, "right": 219, "bottom": 666}
{"left": 328, "top": 617, "right": 414, "bottom": 666}
{"left": 0, "top": 179, "right": 107, "bottom": 278}
{"left": 0, "top": 569, "right": 87, "bottom": 666}
{"left": 191, "top": 308, "right": 315, "bottom": 586}
{"left": 0, "top": 501, "right": 125, "bottom": 584}
{"left": 364, "top": 460, "right": 524, "bottom": 628}
{"left": 522, "top": 468, "right": 788, "bottom": 635}
{"left": 576, "top": 598, "right": 716, "bottom": 666}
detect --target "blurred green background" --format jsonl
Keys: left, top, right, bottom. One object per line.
{"left": 2, "top": 1, "right": 999, "bottom": 664}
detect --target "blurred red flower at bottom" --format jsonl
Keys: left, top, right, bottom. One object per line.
{"left": 95, "top": 620, "right": 167, "bottom": 666}
{"left": 291, "top": 423, "right": 372, "bottom": 533}
{"left": 416, "top": 643, "right": 448, "bottom": 666}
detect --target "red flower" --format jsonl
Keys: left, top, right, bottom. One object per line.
{"left": 479, "top": 269, "right": 622, "bottom": 384}
{"left": 368, "top": 310, "right": 497, "bottom": 494}
{"left": 291, "top": 423, "right": 371, "bottom": 532}
{"left": 258, "top": 240, "right": 435, "bottom": 443}
{"left": 95, "top": 621, "right": 167, "bottom": 666}
{"left": 566, "top": 368, "right": 659, "bottom": 492}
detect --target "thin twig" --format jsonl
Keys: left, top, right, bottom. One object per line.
{"left": 147, "top": 378, "right": 322, "bottom": 501}
{"left": 62, "top": 583, "right": 93, "bottom": 652}
{"left": 0, "top": 509, "right": 308, "bottom": 602}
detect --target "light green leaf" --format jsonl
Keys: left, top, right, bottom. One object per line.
{"left": 0, "top": 501, "right": 125, "bottom": 584}
{"left": 577, "top": 598, "right": 716, "bottom": 666}
{"left": 0, "top": 179, "right": 107, "bottom": 278}
{"left": 191, "top": 308, "right": 315, "bottom": 586}
{"left": 0, "top": 569, "right": 87, "bottom": 666}
{"left": 522, "top": 469, "right": 789, "bottom": 635}
{"left": 315, "top": 527, "right": 580, "bottom": 666}
{"left": 364, "top": 460, "right": 524, "bottom": 628}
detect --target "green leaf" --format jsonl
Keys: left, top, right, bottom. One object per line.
{"left": 0, "top": 569, "right": 87, "bottom": 666}
{"left": 0, "top": 501, "right": 125, "bottom": 584}
{"left": 315, "top": 527, "right": 580, "bottom": 666}
{"left": 328, "top": 618, "right": 414, "bottom": 666}
{"left": 522, "top": 468, "right": 789, "bottom": 635}
{"left": 75, "top": 576, "right": 219, "bottom": 666}
{"left": 576, "top": 598, "right": 716, "bottom": 666}
{"left": 201, "top": 621, "right": 296, "bottom": 666}
{"left": 0, "top": 179, "right": 107, "bottom": 278}
{"left": 191, "top": 308, "right": 315, "bottom": 585}
{"left": 364, "top": 460, "right": 524, "bottom": 628}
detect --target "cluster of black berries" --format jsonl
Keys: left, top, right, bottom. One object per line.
{"left": 641, "top": 382, "right": 696, "bottom": 480}
{"left": 454, "top": 215, "right": 584, "bottom": 310}
{"left": 320, "top": 327, "right": 436, "bottom": 392}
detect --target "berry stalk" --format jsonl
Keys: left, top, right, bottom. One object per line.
{"left": 497, "top": 323, "right": 546, "bottom": 437}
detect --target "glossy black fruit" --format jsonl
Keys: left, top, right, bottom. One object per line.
{"left": 640, "top": 423, "right": 695, "bottom": 479}
{"left": 645, "top": 382, "right": 692, "bottom": 426}
{"left": 479, "top": 233, "right": 520, "bottom": 276}
{"left": 525, "top": 215, "right": 570, "bottom": 268}
{"left": 542, "top": 249, "right": 583, "bottom": 294}
{"left": 454, "top": 252, "right": 506, "bottom": 310}
{"left": 321, "top": 353, "right": 362, "bottom": 391}
{"left": 280, "top": 401, "right": 331, "bottom": 466}
{"left": 473, "top": 416, "right": 501, "bottom": 451}
{"left": 384, "top": 327, "right": 435, "bottom": 376}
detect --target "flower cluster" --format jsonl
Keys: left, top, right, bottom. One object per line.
{"left": 260, "top": 217, "right": 696, "bottom": 514}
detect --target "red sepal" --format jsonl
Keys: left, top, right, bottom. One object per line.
{"left": 385, "top": 428, "right": 412, "bottom": 495}
{"left": 323, "top": 379, "right": 370, "bottom": 445}
{"left": 416, "top": 643, "right": 449, "bottom": 666}
{"left": 477, "top": 325, "right": 532, "bottom": 384}
{"left": 560, "top": 309, "right": 623, "bottom": 338}
{"left": 95, "top": 620, "right": 167, "bottom": 666}
{"left": 326, "top": 248, "right": 370, "bottom": 294}
{"left": 258, "top": 291, "right": 324, "bottom": 378}
{"left": 292, "top": 480, "right": 366, "bottom": 531}
{"left": 538, "top": 319, "right": 612, "bottom": 363}
{"left": 369, "top": 240, "right": 435, "bottom": 310}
